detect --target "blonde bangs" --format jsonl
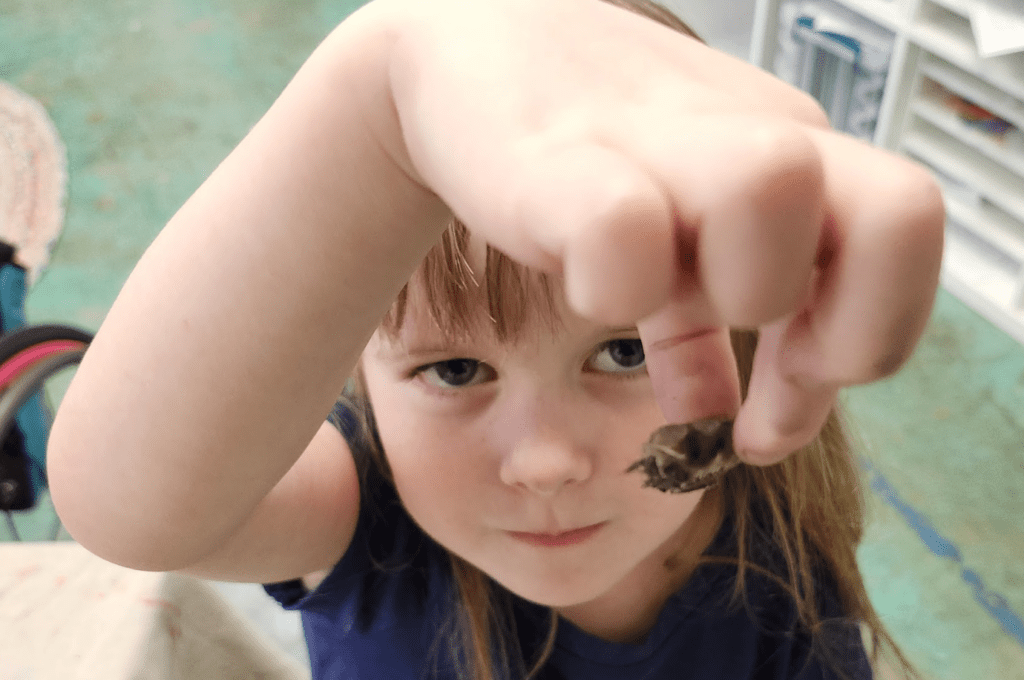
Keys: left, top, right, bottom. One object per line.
{"left": 380, "top": 218, "right": 565, "bottom": 344}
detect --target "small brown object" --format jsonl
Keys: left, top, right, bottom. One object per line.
{"left": 626, "top": 418, "right": 739, "bottom": 493}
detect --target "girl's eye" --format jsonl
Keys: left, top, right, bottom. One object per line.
{"left": 417, "top": 359, "right": 493, "bottom": 389}
{"left": 589, "top": 338, "right": 646, "bottom": 374}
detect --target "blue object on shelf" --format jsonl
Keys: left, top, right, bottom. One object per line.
{"left": 775, "top": 0, "right": 895, "bottom": 140}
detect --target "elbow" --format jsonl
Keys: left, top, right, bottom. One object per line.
{"left": 47, "top": 428, "right": 208, "bottom": 573}
{"left": 48, "top": 462, "right": 190, "bottom": 573}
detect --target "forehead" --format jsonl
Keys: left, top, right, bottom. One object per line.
{"left": 375, "top": 280, "right": 485, "bottom": 352}
{"left": 377, "top": 270, "right": 559, "bottom": 352}
{"left": 379, "top": 226, "right": 573, "bottom": 342}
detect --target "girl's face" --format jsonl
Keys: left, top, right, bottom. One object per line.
{"left": 360, "top": 280, "right": 714, "bottom": 632}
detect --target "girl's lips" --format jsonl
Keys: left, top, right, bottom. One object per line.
{"left": 507, "top": 522, "right": 606, "bottom": 547}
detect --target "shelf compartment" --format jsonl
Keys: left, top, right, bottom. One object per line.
{"left": 912, "top": 150, "right": 1024, "bottom": 265}
{"left": 905, "top": 145, "right": 1024, "bottom": 341}
{"left": 941, "top": 256, "right": 1024, "bottom": 342}
{"left": 913, "top": 83, "right": 1024, "bottom": 177}
{"left": 945, "top": 193, "right": 1024, "bottom": 265}
{"left": 941, "top": 224, "right": 1024, "bottom": 343}
{"left": 919, "top": 55, "right": 1024, "bottom": 132}
{"left": 903, "top": 117, "right": 1024, "bottom": 225}
{"left": 927, "top": 0, "right": 971, "bottom": 19}
{"left": 913, "top": 1, "right": 1024, "bottom": 103}
{"left": 835, "top": 0, "right": 911, "bottom": 31}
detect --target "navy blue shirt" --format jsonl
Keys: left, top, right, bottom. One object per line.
{"left": 265, "top": 407, "right": 871, "bottom": 680}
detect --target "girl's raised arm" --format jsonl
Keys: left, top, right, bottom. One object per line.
{"left": 48, "top": 2, "right": 449, "bottom": 574}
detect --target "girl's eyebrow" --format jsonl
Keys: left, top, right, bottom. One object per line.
{"left": 394, "top": 343, "right": 453, "bottom": 358}
{"left": 376, "top": 327, "right": 639, "bottom": 359}
{"left": 375, "top": 339, "right": 463, "bottom": 360}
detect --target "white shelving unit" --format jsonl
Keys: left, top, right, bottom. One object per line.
{"left": 752, "top": 0, "right": 1024, "bottom": 344}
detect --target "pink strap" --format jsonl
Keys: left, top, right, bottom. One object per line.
{"left": 0, "top": 340, "right": 86, "bottom": 391}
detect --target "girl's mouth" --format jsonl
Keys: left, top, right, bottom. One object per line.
{"left": 507, "top": 522, "right": 606, "bottom": 547}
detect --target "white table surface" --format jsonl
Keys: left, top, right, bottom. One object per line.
{"left": 0, "top": 542, "right": 309, "bottom": 680}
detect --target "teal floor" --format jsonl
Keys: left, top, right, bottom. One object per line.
{"left": 2, "top": 1, "right": 1023, "bottom": 678}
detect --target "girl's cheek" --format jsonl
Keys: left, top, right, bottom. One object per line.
{"left": 408, "top": 392, "right": 495, "bottom": 420}
{"left": 382, "top": 419, "right": 457, "bottom": 475}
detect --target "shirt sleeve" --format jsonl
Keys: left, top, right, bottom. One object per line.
{"left": 262, "top": 398, "right": 415, "bottom": 612}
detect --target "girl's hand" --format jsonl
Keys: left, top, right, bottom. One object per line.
{"left": 378, "top": 0, "right": 944, "bottom": 463}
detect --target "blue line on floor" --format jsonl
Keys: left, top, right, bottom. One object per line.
{"left": 861, "top": 456, "right": 1024, "bottom": 649}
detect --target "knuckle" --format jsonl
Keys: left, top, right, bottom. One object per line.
{"left": 763, "top": 78, "right": 831, "bottom": 129}
{"left": 886, "top": 159, "right": 945, "bottom": 217}
{"left": 571, "top": 162, "right": 670, "bottom": 246}
{"left": 792, "top": 90, "right": 832, "bottom": 129}
{"left": 872, "top": 346, "right": 910, "bottom": 378}
{"left": 874, "top": 302, "right": 930, "bottom": 378}
{"left": 849, "top": 317, "right": 922, "bottom": 383}
{"left": 743, "top": 123, "right": 825, "bottom": 197}
{"left": 854, "top": 161, "right": 946, "bottom": 265}
{"left": 902, "top": 169, "right": 947, "bottom": 241}
{"left": 880, "top": 161, "right": 946, "bottom": 232}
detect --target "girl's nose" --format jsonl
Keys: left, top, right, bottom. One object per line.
{"left": 499, "top": 432, "right": 594, "bottom": 497}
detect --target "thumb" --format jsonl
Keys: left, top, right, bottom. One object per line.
{"left": 638, "top": 299, "right": 741, "bottom": 427}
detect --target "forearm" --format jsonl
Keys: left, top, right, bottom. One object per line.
{"left": 48, "top": 3, "right": 448, "bottom": 570}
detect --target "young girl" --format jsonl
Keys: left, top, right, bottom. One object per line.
{"left": 47, "top": 0, "right": 943, "bottom": 678}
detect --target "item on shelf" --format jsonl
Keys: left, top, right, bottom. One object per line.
{"left": 946, "top": 92, "right": 1016, "bottom": 136}
{"left": 923, "top": 77, "right": 1021, "bottom": 144}
{"left": 772, "top": 0, "right": 895, "bottom": 140}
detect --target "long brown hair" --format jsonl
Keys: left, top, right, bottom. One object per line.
{"left": 346, "top": 3, "right": 920, "bottom": 678}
